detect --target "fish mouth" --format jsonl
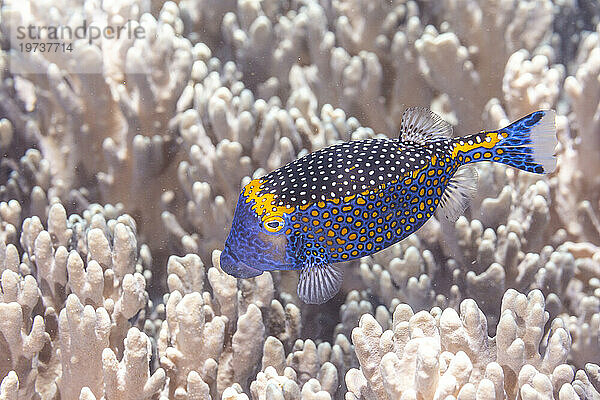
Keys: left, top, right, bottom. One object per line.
{"left": 219, "top": 248, "right": 263, "bottom": 278}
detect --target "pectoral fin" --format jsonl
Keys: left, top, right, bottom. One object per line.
{"left": 297, "top": 263, "right": 343, "bottom": 304}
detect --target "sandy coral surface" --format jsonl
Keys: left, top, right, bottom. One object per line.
{"left": 0, "top": 0, "right": 599, "bottom": 399}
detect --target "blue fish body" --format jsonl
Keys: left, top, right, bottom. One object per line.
{"left": 221, "top": 108, "right": 557, "bottom": 304}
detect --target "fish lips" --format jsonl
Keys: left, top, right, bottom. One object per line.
{"left": 219, "top": 248, "right": 263, "bottom": 278}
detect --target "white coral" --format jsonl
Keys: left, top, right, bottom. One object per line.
{"left": 0, "top": 0, "right": 599, "bottom": 399}
{"left": 347, "top": 289, "right": 576, "bottom": 400}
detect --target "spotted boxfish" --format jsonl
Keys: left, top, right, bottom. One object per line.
{"left": 220, "top": 108, "right": 557, "bottom": 304}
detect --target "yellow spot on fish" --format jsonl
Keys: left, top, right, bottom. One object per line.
{"left": 243, "top": 179, "right": 295, "bottom": 221}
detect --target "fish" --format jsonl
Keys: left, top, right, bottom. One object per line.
{"left": 220, "top": 107, "right": 557, "bottom": 304}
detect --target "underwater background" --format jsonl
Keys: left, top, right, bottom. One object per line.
{"left": 0, "top": 0, "right": 599, "bottom": 399}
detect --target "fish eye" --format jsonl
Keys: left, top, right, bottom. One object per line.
{"left": 263, "top": 216, "right": 285, "bottom": 233}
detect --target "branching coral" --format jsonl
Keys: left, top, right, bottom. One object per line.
{"left": 0, "top": 271, "right": 48, "bottom": 399}
{"left": 0, "top": 202, "right": 153, "bottom": 398}
{"left": 0, "top": 0, "right": 599, "bottom": 398}
{"left": 347, "top": 289, "right": 575, "bottom": 400}
{"left": 159, "top": 249, "right": 304, "bottom": 398}
{"left": 416, "top": 0, "right": 554, "bottom": 132}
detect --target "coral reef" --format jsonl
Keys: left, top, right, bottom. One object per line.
{"left": 0, "top": 0, "right": 600, "bottom": 399}
{"left": 347, "top": 289, "right": 575, "bottom": 400}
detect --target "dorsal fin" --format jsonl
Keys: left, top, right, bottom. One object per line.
{"left": 399, "top": 107, "right": 453, "bottom": 143}
{"left": 437, "top": 165, "right": 478, "bottom": 222}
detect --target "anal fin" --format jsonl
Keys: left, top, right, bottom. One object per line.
{"left": 438, "top": 165, "right": 478, "bottom": 222}
{"left": 297, "top": 263, "right": 343, "bottom": 304}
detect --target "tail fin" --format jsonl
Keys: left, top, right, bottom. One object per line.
{"left": 453, "top": 110, "right": 557, "bottom": 174}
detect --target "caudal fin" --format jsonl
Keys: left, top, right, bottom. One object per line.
{"left": 454, "top": 110, "right": 558, "bottom": 174}
{"left": 492, "top": 110, "right": 557, "bottom": 173}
